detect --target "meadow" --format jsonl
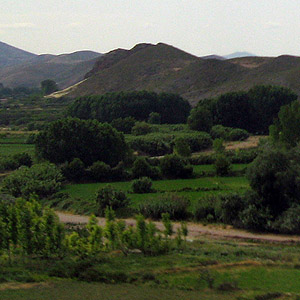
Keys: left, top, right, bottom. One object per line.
{"left": 1, "top": 237, "right": 300, "bottom": 300}
{"left": 0, "top": 132, "right": 35, "bottom": 155}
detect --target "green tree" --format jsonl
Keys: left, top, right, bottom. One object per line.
{"left": 148, "top": 112, "right": 161, "bottom": 124}
{"left": 187, "top": 107, "right": 213, "bottom": 132}
{"left": 270, "top": 101, "right": 300, "bottom": 148}
{"left": 35, "top": 118, "right": 129, "bottom": 167}
{"left": 246, "top": 146, "right": 300, "bottom": 217}
{"left": 173, "top": 137, "right": 191, "bottom": 157}
{"left": 95, "top": 186, "right": 129, "bottom": 216}
{"left": 41, "top": 79, "right": 58, "bottom": 95}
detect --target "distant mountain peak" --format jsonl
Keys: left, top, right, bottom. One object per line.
{"left": 225, "top": 52, "right": 256, "bottom": 59}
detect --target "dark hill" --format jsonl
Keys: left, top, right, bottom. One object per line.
{"left": 0, "top": 41, "right": 36, "bottom": 68}
{"left": 0, "top": 49, "right": 102, "bottom": 89}
{"left": 56, "top": 44, "right": 300, "bottom": 105}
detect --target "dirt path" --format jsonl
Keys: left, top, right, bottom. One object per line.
{"left": 56, "top": 211, "right": 300, "bottom": 244}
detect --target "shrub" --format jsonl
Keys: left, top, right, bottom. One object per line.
{"left": 173, "top": 137, "right": 191, "bottom": 157}
{"left": 228, "top": 128, "right": 249, "bottom": 141}
{"left": 132, "top": 157, "right": 160, "bottom": 179}
{"left": 148, "top": 112, "right": 161, "bottom": 124}
{"left": 1, "top": 163, "right": 63, "bottom": 198}
{"left": 213, "top": 138, "right": 225, "bottom": 153}
{"left": 189, "top": 154, "right": 215, "bottom": 165}
{"left": 213, "top": 154, "right": 231, "bottom": 176}
{"left": 187, "top": 107, "right": 213, "bottom": 132}
{"left": 137, "top": 193, "right": 190, "bottom": 220}
{"left": 219, "top": 193, "right": 246, "bottom": 226}
{"left": 132, "top": 177, "right": 154, "bottom": 193}
{"left": 95, "top": 186, "right": 129, "bottom": 216}
{"left": 128, "top": 135, "right": 172, "bottom": 156}
{"left": 25, "top": 133, "right": 37, "bottom": 144}
{"left": 110, "top": 117, "right": 136, "bottom": 134}
{"left": 272, "top": 205, "right": 300, "bottom": 234}
{"left": 177, "top": 132, "right": 212, "bottom": 152}
{"left": 239, "top": 192, "right": 273, "bottom": 231}
{"left": 87, "top": 161, "right": 111, "bottom": 181}
{"left": 160, "top": 154, "right": 193, "bottom": 179}
{"left": 247, "top": 146, "right": 300, "bottom": 217}
{"left": 0, "top": 153, "right": 32, "bottom": 172}
{"left": 210, "top": 125, "right": 249, "bottom": 141}
{"left": 193, "top": 196, "right": 220, "bottom": 222}
{"left": 138, "top": 193, "right": 190, "bottom": 220}
{"left": 131, "top": 122, "right": 153, "bottom": 135}
{"left": 61, "top": 158, "right": 85, "bottom": 182}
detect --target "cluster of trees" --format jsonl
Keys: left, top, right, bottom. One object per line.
{"left": 67, "top": 91, "right": 191, "bottom": 124}
{"left": 35, "top": 118, "right": 129, "bottom": 167}
{"left": 0, "top": 83, "right": 40, "bottom": 99}
{"left": 0, "top": 196, "right": 64, "bottom": 258}
{"left": 188, "top": 85, "right": 297, "bottom": 134}
{"left": 218, "top": 145, "right": 300, "bottom": 233}
{"left": 0, "top": 195, "right": 188, "bottom": 258}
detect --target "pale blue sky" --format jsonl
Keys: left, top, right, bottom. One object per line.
{"left": 1, "top": 0, "right": 300, "bottom": 56}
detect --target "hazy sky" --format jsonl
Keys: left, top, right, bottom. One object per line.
{"left": 1, "top": 0, "right": 300, "bottom": 57}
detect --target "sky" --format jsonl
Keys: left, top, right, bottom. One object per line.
{"left": 1, "top": 0, "right": 300, "bottom": 57}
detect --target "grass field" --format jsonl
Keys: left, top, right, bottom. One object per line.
{"left": 1, "top": 237, "right": 300, "bottom": 300}
{"left": 63, "top": 175, "right": 249, "bottom": 204}
{"left": 0, "top": 144, "right": 35, "bottom": 156}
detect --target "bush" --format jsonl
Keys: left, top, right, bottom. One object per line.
{"left": 110, "top": 117, "right": 136, "bottom": 134}
{"left": 128, "top": 135, "right": 172, "bottom": 156}
{"left": 0, "top": 152, "right": 32, "bottom": 172}
{"left": 95, "top": 186, "right": 129, "bottom": 216}
{"left": 193, "top": 197, "right": 219, "bottom": 222}
{"left": 247, "top": 146, "right": 300, "bottom": 217}
{"left": 176, "top": 132, "right": 212, "bottom": 152}
{"left": 131, "top": 157, "right": 160, "bottom": 179}
{"left": 213, "top": 154, "right": 231, "bottom": 176}
{"left": 219, "top": 193, "right": 246, "bottom": 226}
{"left": 239, "top": 191, "right": 273, "bottom": 231}
{"left": 25, "top": 133, "right": 37, "bottom": 144}
{"left": 210, "top": 125, "right": 249, "bottom": 141}
{"left": 160, "top": 154, "right": 193, "bottom": 179}
{"left": 148, "top": 112, "right": 161, "bottom": 124}
{"left": 1, "top": 162, "right": 63, "bottom": 198}
{"left": 228, "top": 128, "right": 249, "bottom": 141}
{"left": 61, "top": 158, "right": 85, "bottom": 182}
{"left": 131, "top": 122, "right": 153, "bottom": 135}
{"left": 273, "top": 205, "right": 300, "bottom": 234}
{"left": 87, "top": 161, "right": 111, "bottom": 181}
{"left": 187, "top": 107, "right": 213, "bottom": 132}
{"left": 189, "top": 154, "right": 215, "bottom": 165}
{"left": 137, "top": 193, "right": 190, "bottom": 220}
{"left": 173, "top": 137, "right": 191, "bottom": 157}
{"left": 131, "top": 177, "right": 154, "bottom": 193}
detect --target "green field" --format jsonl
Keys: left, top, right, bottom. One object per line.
{"left": 1, "top": 238, "right": 300, "bottom": 300}
{"left": 0, "top": 144, "right": 35, "bottom": 155}
{"left": 63, "top": 175, "right": 249, "bottom": 203}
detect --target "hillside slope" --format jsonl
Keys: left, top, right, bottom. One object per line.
{"left": 0, "top": 41, "right": 36, "bottom": 68}
{"left": 0, "top": 50, "right": 102, "bottom": 89}
{"left": 58, "top": 43, "right": 300, "bottom": 105}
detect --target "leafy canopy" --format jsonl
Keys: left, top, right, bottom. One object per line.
{"left": 35, "top": 118, "right": 129, "bottom": 166}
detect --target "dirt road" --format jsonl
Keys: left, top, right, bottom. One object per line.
{"left": 56, "top": 211, "right": 300, "bottom": 244}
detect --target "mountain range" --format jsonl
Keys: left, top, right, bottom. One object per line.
{"left": 53, "top": 43, "right": 300, "bottom": 105}
{"left": 1, "top": 41, "right": 300, "bottom": 105}
{"left": 0, "top": 41, "right": 101, "bottom": 89}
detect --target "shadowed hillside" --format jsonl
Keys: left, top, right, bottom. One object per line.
{"left": 0, "top": 41, "right": 36, "bottom": 68}
{"left": 56, "top": 43, "right": 300, "bottom": 105}
{"left": 0, "top": 49, "right": 102, "bottom": 89}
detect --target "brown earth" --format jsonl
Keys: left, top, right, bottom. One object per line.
{"left": 56, "top": 212, "right": 300, "bottom": 244}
